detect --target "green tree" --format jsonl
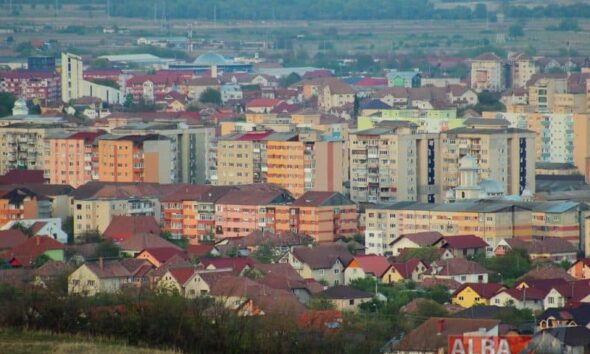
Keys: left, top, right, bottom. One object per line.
{"left": 0, "top": 92, "right": 16, "bottom": 118}
{"left": 32, "top": 254, "right": 51, "bottom": 268}
{"left": 278, "top": 72, "right": 301, "bottom": 88}
{"left": 94, "top": 240, "right": 120, "bottom": 258}
{"left": 508, "top": 24, "right": 524, "bottom": 38}
{"left": 199, "top": 88, "right": 222, "bottom": 105}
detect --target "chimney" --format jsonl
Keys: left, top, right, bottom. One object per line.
{"left": 211, "top": 65, "right": 218, "bottom": 78}
{"left": 99, "top": 257, "right": 104, "bottom": 270}
{"left": 36, "top": 237, "right": 40, "bottom": 246}
{"left": 436, "top": 319, "right": 445, "bottom": 335}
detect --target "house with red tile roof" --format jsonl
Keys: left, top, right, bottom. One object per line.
{"left": 285, "top": 244, "right": 353, "bottom": 286}
{"left": 490, "top": 287, "right": 546, "bottom": 311}
{"left": 441, "top": 235, "right": 489, "bottom": 259}
{"left": 103, "top": 215, "right": 161, "bottom": 243}
{"left": 390, "top": 232, "right": 445, "bottom": 256}
{"left": 320, "top": 285, "right": 373, "bottom": 312}
{"left": 451, "top": 283, "right": 505, "bottom": 308}
{"left": 209, "top": 274, "right": 306, "bottom": 316}
{"left": 344, "top": 254, "right": 397, "bottom": 285}
{"left": 426, "top": 258, "right": 490, "bottom": 284}
{"left": 390, "top": 258, "right": 430, "bottom": 282}
{"left": 245, "top": 98, "right": 283, "bottom": 113}
{"left": 68, "top": 258, "right": 150, "bottom": 296}
{"left": 119, "top": 233, "right": 180, "bottom": 257}
{"left": 157, "top": 266, "right": 202, "bottom": 298}
{"left": 199, "top": 256, "right": 257, "bottom": 274}
{"left": 297, "top": 310, "right": 343, "bottom": 333}
{"left": 0, "top": 229, "right": 28, "bottom": 253}
{"left": 0, "top": 170, "right": 45, "bottom": 185}
{"left": 8, "top": 236, "right": 64, "bottom": 268}
{"left": 136, "top": 247, "right": 187, "bottom": 268}
{"left": 186, "top": 244, "right": 219, "bottom": 259}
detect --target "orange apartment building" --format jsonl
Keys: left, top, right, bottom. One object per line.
{"left": 215, "top": 130, "right": 344, "bottom": 198}
{"left": 47, "top": 131, "right": 105, "bottom": 188}
{"left": 214, "top": 184, "right": 294, "bottom": 238}
{"left": 274, "top": 191, "right": 358, "bottom": 243}
{"left": 161, "top": 185, "right": 234, "bottom": 242}
{"left": 97, "top": 134, "right": 173, "bottom": 183}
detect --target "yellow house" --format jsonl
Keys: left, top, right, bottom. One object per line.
{"left": 451, "top": 283, "right": 505, "bottom": 308}
{"left": 68, "top": 259, "right": 131, "bottom": 296}
{"left": 390, "top": 259, "right": 430, "bottom": 282}
{"left": 157, "top": 267, "right": 200, "bottom": 298}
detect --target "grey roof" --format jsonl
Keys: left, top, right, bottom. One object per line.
{"left": 463, "top": 118, "right": 510, "bottom": 126}
{"left": 193, "top": 52, "right": 229, "bottom": 66}
{"left": 445, "top": 126, "right": 533, "bottom": 135}
{"left": 528, "top": 201, "right": 584, "bottom": 213}
{"left": 368, "top": 200, "right": 521, "bottom": 213}
{"left": 352, "top": 127, "right": 397, "bottom": 136}
{"left": 536, "top": 162, "right": 577, "bottom": 170}
{"left": 262, "top": 132, "right": 299, "bottom": 141}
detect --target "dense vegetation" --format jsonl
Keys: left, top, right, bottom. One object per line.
{"left": 10, "top": 1, "right": 590, "bottom": 21}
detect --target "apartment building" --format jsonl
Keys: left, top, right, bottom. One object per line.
{"left": 364, "top": 201, "right": 531, "bottom": 256}
{"left": 214, "top": 130, "right": 344, "bottom": 198}
{"left": 470, "top": 52, "right": 505, "bottom": 92}
{"left": 364, "top": 200, "right": 589, "bottom": 256}
{"left": 0, "top": 123, "right": 63, "bottom": 176}
{"left": 46, "top": 131, "right": 105, "bottom": 187}
{"left": 527, "top": 73, "right": 588, "bottom": 113}
{"left": 484, "top": 112, "right": 590, "bottom": 180}
{"left": 161, "top": 185, "right": 234, "bottom": 242}
{"left": 0, "top": 70, "right": 61, "bottom": 103}
{"left": 274, "top": 191, "right": 358, "bottom": 243}
{"left": 508, "top": 53, "right": 538, "bottom": 89}
{"left": 109, "top": 121, "right": 214, "bottom": 184}
{"left": 97, "top": 134, "right": 173, "bottom": 184}
{"left": 440, "top": 118, "right": 536, "bottom": 197}
{"left": 349, "top": 121, "right": 439, "bottom": 204}
{"left": 214, "top": 184, "right": 294, "bottom": 238}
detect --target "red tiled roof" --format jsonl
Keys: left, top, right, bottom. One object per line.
{"left": 119, "top": 233, "right": 180, "bottom": 253}
{"left": 355, "top": 77, "right": 388, "bottom": 87}
{"left": 103, "top": 216, "right": 161, "bottom": 242}
{"left": 67, "top": 131, "right": 106, "bottom": 142}
{"left": 169, "top": 267, "right": 196, "bottom": 285}
{"left": 0, "top": 170, "right": 45, "bottom": 185}
{"left": 186, "top": 244, "right": 215, "bottom": 258}
{"left": 350, "top": 255, "right": 392, "bottom": 278}
{"left": 391, "top": 258, "right": 425, "bottom": 279}
{"left": 139, "top": 247, "right": 186, "bottom": 263}
{"left": 9, "top": 236, "right": 64, "bottom": 267}
{"left": 0, "top": 229, "right": 28, "bottom": 250}
{"left": 200, "top": 256, "right": 256, "bottom": 273}
{"left": 0, "top": 71, "right": 57, "bottom": 79}
{"left": 430, "top": 258, "right": 489, "bottom": 276}
{"left": 500, "top": 287, "right": 547, "bottom": 301}
{"left": 236, "top": 130, "right": 274, "bottom": 141}
{"left": 442, "top": 235, "right": 489, "bottom": 250}
{"left": 392, "top": 232, "right": 444, "bottom": 247}
{"left": 453, "top": 282, "right": 504, "bottom": 299}
{"left": 292, "top": 244, "right": 353, "bottom": 270}
{"left": 246, "top": 98, "right": 282, "bottom": 108}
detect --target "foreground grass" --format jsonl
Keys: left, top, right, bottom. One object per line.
{"left": 0, "top": 329, "right": 179, "bottom": 354}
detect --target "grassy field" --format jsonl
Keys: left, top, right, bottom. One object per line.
{"left": 0, "top": 329, "right": 179, "bottom": 354}
{"left": 0, "top": 4, "right": 589, "bottom": 58}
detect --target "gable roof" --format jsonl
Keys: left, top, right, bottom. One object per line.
{"left": 453, "top": 282, "right": 504, "bottom": 299}
{"left": 168, "top": 267, "right": 197, "bottom": 285}
{"left": 392, "top": 232, "right": 444, "bottom": 247}
{"left": 139, "top": 247, "right": 186, "bottom": 264}
{"left": 103, "top": 215, "right": 161, "bottom": 243}
{"left": 349, "top": 255, "right": 391, "bottom": 278}
{"left": 320, "top": 285, "right": 373, "bottom": 300}
{"left": 498, "top": 287, "right": 547, "bottom": 301}
{"left": 540, "top": 303, "right": 590, "bottom": 327}
{"left": 391, "top": 258, "right": 426, "bottom": 279}
{"left": 291, "top": 191, "right": 355, "bottom": 207}
{"left": 442, "top": 235, "right": 489, "bottom": 250}
{"left": 0, "top": 229, "right": 28, "bottom": 250}
{"left": 291, "top": 244, "right": 353, "bottom": 270}
{"left": 9, "top": 236, "right": 64, "bottom": 267}
{"left": 119, "top": 233, "right": 180, "bottom": 253}
{"left": 186, "top": 244, "right": 215, "bottom": 258}
{"left": 85, "top": 260, "right": 131, "bottom": 279}
{"left": 430, "top": 258, "right": 489, "bottom": 276}
{"left": 200, "top": 256, "right": 257, "bottom": 273}
{"left": 33, "top": 260, "right": 70, "bottom": 278}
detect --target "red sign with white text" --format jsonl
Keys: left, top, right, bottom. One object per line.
{"left": 448, "top": 335, "right": 532, "bottom": 354}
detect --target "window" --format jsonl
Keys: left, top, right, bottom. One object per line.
{"left": 87, "top": 280, "right": 95, "bottom": 286}
{"left": 334, "top": 268, "right": 340, "bottom": 274}
{"left": 349, "top": 299, "right": 354, "bottom": 305}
